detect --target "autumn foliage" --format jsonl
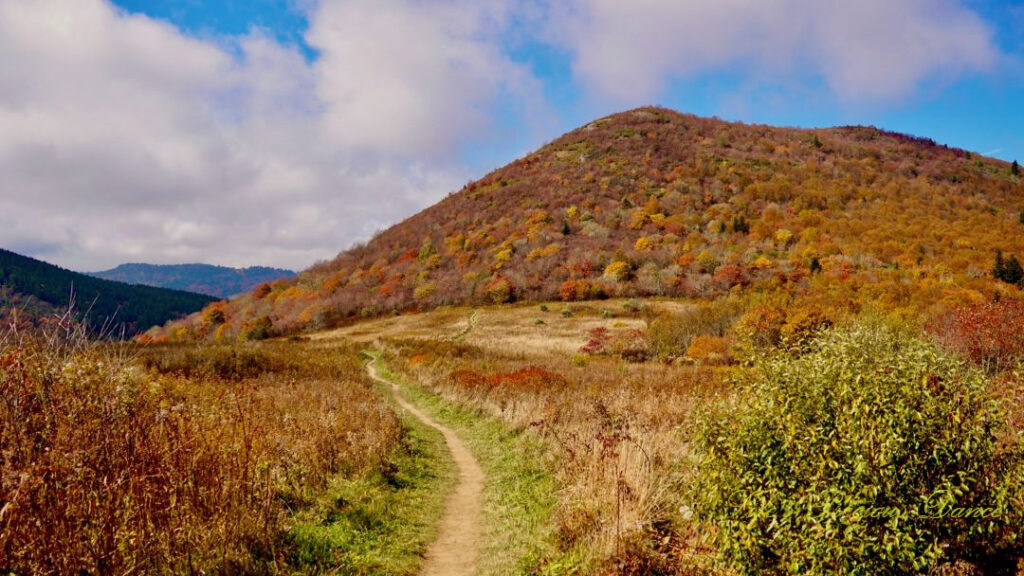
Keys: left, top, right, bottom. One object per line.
{"left": 149, "top": 107, "right": 1024, "bottom": 342}
{"left": 927, "top": 299, "right": 1024, "bottom": 372}
{"left": 451, "top": 366, "right": 568, "bottom": 393}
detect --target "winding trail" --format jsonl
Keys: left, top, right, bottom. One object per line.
{"left": 448, "top": 308, "right": 479, "bottom": 342}
{"left": 366, "top": 356, "right": 483, "bottom": 576}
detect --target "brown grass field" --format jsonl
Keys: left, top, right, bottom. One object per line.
{"left": 3, "top": 296, "right": 1022, "bottom": 575}
{"left": 315, "top": 296, "right": 1024, "bottom": 575}
{"left": 0, "top": 323, "right": 406, "bottom": 574}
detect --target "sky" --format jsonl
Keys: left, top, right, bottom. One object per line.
{"left": 1, "top": 0, "right": 1022, "bottom": 272}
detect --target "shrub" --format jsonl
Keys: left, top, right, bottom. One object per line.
{"left": 684, "top": 335, "right": 733, "bottom": 365}
{"left": 609, "top": 329, "right": 650, "bottom": 363}
{"left": 485, "top": 276, "right": 513, "bottom": 304}
{"left": 927, "top": 299, "right": 1024, "bottom": 373}
{"left": 603, "top": 261, "right": 631, "bottom": 282}
{"left": 735, "top": 301, "right": 833, "bottom": 355}
{"left": 200, "top": 303, "right": 227, "bottom": 328}
{"left": 560, "top": 280, "right": 594, "bottom": 302}
{"left": 580, "top": 326, "right": 612, "bottom": 355}
{"left": 240, "top": 315, "right": 273, "bottom": 341}
{"left": 622, "top": 299, "right": 644, "bottom": 314}
{"left": 644, "top": 298, "right": 743, "bottom": 361}
{"left": 689, "top": 321, "right": 1024, "bottom": 575}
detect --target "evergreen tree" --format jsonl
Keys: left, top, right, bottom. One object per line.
{"left": 810, "top": 256, "right": 822, "bottom": 274}
{"left": 732, "top": 215, "right": 750, "bottom": 234}
{"left": 993, "top": 250, "right": 1006, "bottom": 281}
{"left": 1012, "top": 160, "right": 1020, "bottom": 176}
{"left": 993, "top": 250, "right": 1024, "bottom": 285}
{"left": 1004, "top": 254, "right": 1024, "bottom": 286}
{"left": 561, "top": 218, "right": 571, "bottom": 235}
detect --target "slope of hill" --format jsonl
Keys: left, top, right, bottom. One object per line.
{"left": 90, "top": 263, "right": 296, "bottom": 298}
{"left": 0, "top": 249, "right": 216, "bottom": 335}
{"left": 150, "top": 107, "right": 1024, "bottom": 342}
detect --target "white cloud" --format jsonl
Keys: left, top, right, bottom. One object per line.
{"left": 0, "top": 0, "right": 527, "bottom": 271}
{"left": 0, "top": 0, "right": 1006, "bottom": 274}
{"left": 306, "top": 0, "right": 539, "bottom": 157}
{"left": 547, "top": 0, "right": 997, "bottom": 102}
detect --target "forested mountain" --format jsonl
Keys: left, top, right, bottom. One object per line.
{"left": 0, "top": 249, "right": 216, "bottom": 335}
{"left": 90, "top": 263, "right": 295, "bottom": 298}
{"left": 148, "top": 107, "right": 1024, "bottom": 342}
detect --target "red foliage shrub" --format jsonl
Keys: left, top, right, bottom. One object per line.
{"left": 484, "top": 276, "right": 513, "bottom": 304}
{"left": 451, "top": 369, "right": 488, "bottom": 391}
{"left": 396, "top": 249, "right": 418, "bottom": 265}
{"left": 712, "top": 264, "right": 751, "bottom": 289}
{"left": 927, "top": 299, "right": 1024, "bottom": 371}
{"left": 487, "top": 366, "right": 568, "bottom": 392}
{"left": 450, "top": 366, "right": 568, "bottom": 393}
{"left": 252, "top": 283, "right": 272, "bottom": 299}
{"left": 580, "top": 326, "right": 613, "bottom": 355}
{"left": 560, "top": 280, "right": 593, "bottom": 301}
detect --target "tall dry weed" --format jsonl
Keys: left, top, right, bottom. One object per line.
{"left": 1, "top": 322, "right": 399, "bottom": 574}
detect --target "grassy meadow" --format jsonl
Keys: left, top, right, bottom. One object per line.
{"left": 336, "top": 296, "right": 1024, "bottom": 575}
{"left": 0, "top": 324, "right": 447, "bottom": 574}
{"left": 2, "top": 295, "right": 1023, "bottom": 575}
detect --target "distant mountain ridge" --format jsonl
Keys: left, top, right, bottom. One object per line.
{"left": 90, "top": 263, "right": 295, "bottom": 298}
{"left": 0, "top": 248, "right": 215, "bottom": 335}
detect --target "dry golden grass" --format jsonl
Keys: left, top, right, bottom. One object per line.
{"left": 314, "top": 299, "right": 694, "bottom": 359}
{"left": 311, "top": 306, "right": 472, "bottom": 343}
{"left": 0, "top": 329, "right": 400, "bottom": 574}
{"left": 378, "top": 330, "right": 728, "bottom": 573}
{"left": 314, "top": 298, "right": 722, "bottom": 572}
{"left": 358, "top": 300, "right": 1024, "bottom": 575}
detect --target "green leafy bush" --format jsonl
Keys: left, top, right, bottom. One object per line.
{"left": 689, "top": 321, "right": 1024, "bottom": 575}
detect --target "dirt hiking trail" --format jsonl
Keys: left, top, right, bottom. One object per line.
{"left": 366, "top": 357, "right": 483, "bottom": 576}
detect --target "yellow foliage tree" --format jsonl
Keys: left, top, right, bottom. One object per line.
{"left": 604, "top": 260, "right": 631, "bottom": 281}
{"left": 413, "top": 282, "right": 436, "bottom": 300}
{"left": 635, "top": 236, "right": 657, "bottom": 251}
{"left": 697, "top": 250, "right": 718, "bottom": 273}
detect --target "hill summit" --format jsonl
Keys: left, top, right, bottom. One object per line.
{"left": 148, "top": 107, "right": 1024, "bottom": 342}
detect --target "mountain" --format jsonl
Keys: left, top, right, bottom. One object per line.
{"left": 0, "top": 248, "right": 216, "bottom": 335}
{"left": 149, "top": 107, "right": 1024, "bottom": 342}
{"left": 90, "top": 263, "right": 296, "bottom": 298}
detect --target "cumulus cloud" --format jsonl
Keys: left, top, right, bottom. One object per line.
{"left": 547, "top": 0, "right": 998, "bottom": 102}
{"left": 0, "top": 0, "right": 527, "bottom": 271}
{"left": 308, "top": 0, "right": 535, "bottom": 157}
{"left": 0, "top": 0, "right": 1006, "bottom": 272}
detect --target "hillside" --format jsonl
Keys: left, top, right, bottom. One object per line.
{"left": 90, "top": 263, "right": 295, "bottom": 298}
{"left": 0, "top": 248, "right": 216, "bottom": 335}
{"left": 149, "top": 107, "right": 1024, "bottom": 342}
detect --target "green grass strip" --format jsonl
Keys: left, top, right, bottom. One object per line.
{"left": 373, "top": 355, "right": 560, "bottom": 576}
{"left": 282, "top": 360, "right": 456, "bottom": 575}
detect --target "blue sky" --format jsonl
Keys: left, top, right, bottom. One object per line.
{"left": 1, "top": 0, "right": 1022, "bottom": 270}
{"left": 112, "top": 0, "right": 1024, "bottom": 165}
